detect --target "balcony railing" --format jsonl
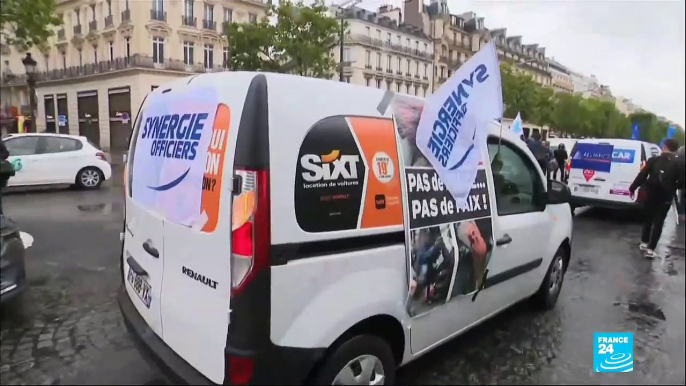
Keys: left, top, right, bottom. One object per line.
{"left": 89, "top": 21, "right": 98, "bottom": 32}
{"left": 57, "top": 29, "right": 66, "bottom": 41}
{"left": 347, "top": 34, "right": 433, "bottom": 60}
{"left": 105, "top": 15, "right": 114, "bottom": 27}
{"left": 364, "top": 64, "right": 372, "bottom": 69}
{"left": 150, "top": 9, "right": 167, "bottom": 22}
{"left": 203, "top": 19, "right": 217, "bottom": 31}
{"left": 73, "top": 25, "right": 82, "bottom": 36}
{"left": 182, "top": 15, "right": 197, "bottom": 27}
{"left": 121, "top": 9, "right": 131, "bottom": 22}
{"left": 0, "top": 54, "right": 229, "bottom": 87}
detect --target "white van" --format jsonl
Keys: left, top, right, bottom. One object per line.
{"left": 118, "top": 72, "right": 573, "bottom": 385}
{"left": 568, "top": 138, "right": 655, "bottom": 211}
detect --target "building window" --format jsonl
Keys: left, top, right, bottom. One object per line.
{"left": 376, "top": 79, "right": 381, "bottom": 89}
{"left": 423, "top": 43, "right": 428, "bottom": 53}
{"left": 386, "top": 54, "right": 391, "bottom": 70}
{"left": 365, "top": 50, "right": 370, "bottom": 67}
{"left": 185, "top": 0, "right": 194, "bottom": 17}
{"left": 125, "top": 37, "right": 131, "bottom": 58}
{"left": 152, "top": 0, "right": 163, "bottom": 12}
{"left": 204, "top": 44, "right": 214, "bottom": 69}
{"left": 424, "top": 63, "right": 428, "bottom": 77}
{"left": 94, "top": 47, "right": 98, "bottom": 64}
{"left": 415, "top": 41, "right": 419, "bottom": 50}
{"left": 406, "top": 59, "right": 410, "bottom": 74}
{"left": 223, "top": 46, "right": 229, "bottom": 67}
{"left": 44, "top": 57, "right": 49, "bottom": 71}
{"left": 406, "top": 38, "right": 410, "bottom": 48}
{"left": 184, "top": 41, "right": 194, "bottom": 65}
{"left": 415, "top": 85, "right": 419, "bottom": 96}
{"left": 78, "top": 49, "right": 83, "bottom": 66}
{"left": 108, "top": 41, "right": 114, "bottom": 61}
{"left": 106, "top": 0, "right": 112, "bottom": 16}
{"left": 248, "top": 13, "right": 257, "bottom": 23}
{"left": 152, "top": 36, "right": 164, "bottom": 64}
{"left": 204, "top": 3, "right": 214, "bottom": 21}
{"left": 365, "top": 26, "right": 370, "bottom": 37}
{"left": 386, "top": 32, "right": 391, "bottom": 43}
{"left": 345, "top": 77, "right": 350, "bottom": 83}
{"left": 397, "top": 57, "right": 401, "bottom": 72}
{"left": 75, "top": 8, "right": 81, "bottom": 25}
{"left": 124, "top": 0, "right": 129, "bottom": 10}
{"left": 397, "top": 35, "right": 401, "bottom": 45}
{"left": 376, "top": 29, "right": 381, "bottom": 39}
{"left": 415, "top": 61, "right": 419, "bottom": 74}
{"left": 376, "top": 52, "right": 381, "bottom": 68}
{"left": 366, "top": 78, "right": 370, "bottom": 87}
{"left": 343, "top": 48, "right": 352, "bottom": 63}
{"left": 62, "top": 52, "right": 67, "bottom": 68}
{"left": 224, "top": 8, "right": 232, "bottom": 23}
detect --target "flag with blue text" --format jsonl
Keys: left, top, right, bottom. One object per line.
{"left": 414, "top": 41, "right": 502, "bottom": 207}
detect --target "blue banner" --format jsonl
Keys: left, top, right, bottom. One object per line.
{"left": 631, "top": 122, "right": 639, "bottom": 140}
{"left": 571, "top": 143, "right": 614, "bottom": 172}
{"left": 611, "top": 148, "right": 635, "bottom": 164}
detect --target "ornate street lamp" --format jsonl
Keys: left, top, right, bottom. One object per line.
{"left": 22, "top": 53, "right": 37, "bottom": 132}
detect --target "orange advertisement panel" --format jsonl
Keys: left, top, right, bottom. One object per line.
{"left": 347, "top": 117, "right": 403, "bottom": 229}
{"left": 200, "top": 103, "right": 231, "bottom": 232}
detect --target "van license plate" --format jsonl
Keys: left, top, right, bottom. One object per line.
{"left": 127, "top": 267, "right": 152, "bottom": 308}
{"left": 582, "top": 186, "right": 599, "bottom": 194}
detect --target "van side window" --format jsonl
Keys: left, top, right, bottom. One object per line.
{"left": 487, "top": 139, "right": 545, "bottom": 216}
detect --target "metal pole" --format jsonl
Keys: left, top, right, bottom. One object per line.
{"left": 28, "top": 79, "right": 37, "bottom": 133}
{"left": 338, "top": 16, "right": 345, "bottom": 82}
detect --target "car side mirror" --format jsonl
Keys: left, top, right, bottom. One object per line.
{"left": 547, "top": 180, "right": 571, "bottom": 205}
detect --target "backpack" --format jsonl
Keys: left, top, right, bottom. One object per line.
{"left": 647, "top": 154, "right": 679, "bottom": 195}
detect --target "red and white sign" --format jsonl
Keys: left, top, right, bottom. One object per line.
{"left": 583, "top": 169, "right": 595, "bottom": 182}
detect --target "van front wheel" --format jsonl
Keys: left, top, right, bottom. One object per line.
{"left": 313, "top": 335, "right": 396, "bottom": 385}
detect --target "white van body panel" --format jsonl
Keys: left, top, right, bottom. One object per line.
{"left": 265, "top": 75, "right": 402, "bottom": 245}
{"left": 271, "top": 245, "right": 409, "bottom": 347}
{"left": 569, "top": 138, "right": 644, "bottom": 207}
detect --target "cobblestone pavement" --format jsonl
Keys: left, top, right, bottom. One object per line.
{"left": 1, "top": 177, "right": 684, "bottom": 385}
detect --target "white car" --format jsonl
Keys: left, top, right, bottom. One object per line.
{"left": 2, "top": 133, "right": 112, "bottom": 189}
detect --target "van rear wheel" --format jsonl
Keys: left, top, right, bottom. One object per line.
{"left": 313, "top": 335, "right": 396, "bottom": 385}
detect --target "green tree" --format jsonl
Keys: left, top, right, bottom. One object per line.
{"left": 0, "top": 0, "right": 62, "bottom": 49}
{"left": 225, "top": 0, "right": 340, "bottom": 78}
{"left": 499, "top": 63, "right": 540, "bottom": 122}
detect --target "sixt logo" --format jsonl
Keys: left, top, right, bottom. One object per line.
{"left": 300, "top": 150, "right": 360, "bottom": 188}
{"left": 427, "top": 64, "right": 489, "bottom": 170}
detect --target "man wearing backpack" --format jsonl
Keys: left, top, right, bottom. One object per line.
{"left": 629, "top": 138, "right": 683, "bottom": 258}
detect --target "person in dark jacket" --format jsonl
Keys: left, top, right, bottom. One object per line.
{"left": 553, "top": 144, "right": 569, "bottom": 182}
{"left": 629, "top": 138, "right": 682, "bottom": 258}
{"left": 526, "top": 131, "right": 549, "bottom": 175}
{"left": 677, "top": 146, "right": 685, "bottom": 221}
{"left": 0, "top": 139, "right": 11, "bottom": 217}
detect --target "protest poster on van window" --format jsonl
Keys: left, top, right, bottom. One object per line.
{"left": 391, "top": 94, "right": 496, "bottom": 317}
{"left": 131, "top": 87, "right": 231, "bottom": 232}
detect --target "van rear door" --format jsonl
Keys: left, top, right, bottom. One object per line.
{"left": 158, "top": 75, "right": 253, "bottom": 384}
{"left": 601, "top": 143, "right": 641, "bottom": 204}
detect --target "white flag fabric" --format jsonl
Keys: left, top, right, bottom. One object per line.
{"left": 415, "top": 41, "right": 502, "bottom": 207}
{"left": 511, "top": 112, "right": 523, "bottom": 137}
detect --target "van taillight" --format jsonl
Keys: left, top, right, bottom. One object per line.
{"left": 231, "top": 169, "right": 270, "bottom": 295}
{"left": 227, "top": 355, "right": 255, "bottom": 385}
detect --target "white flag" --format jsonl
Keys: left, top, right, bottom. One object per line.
{"left": 511, "top": 112, "right": 523, "bottom": 137}
{"left": 415, "top": 41, "right": 502, "bottom": 207}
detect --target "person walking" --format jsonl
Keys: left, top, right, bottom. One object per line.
{"left": 677, "top": 145, "right": 685, "bottom": 223}
{"left": 629, "top": 138, "right": 683, "bottom": 258}
{"left": 553, "top": 144, "right": 569, "bottom": 182}
{"left": 0, "top": 138, "right": 12, "bottom": 218}
{"left": 526, "top": 132, "right": 549, "bottom": 176}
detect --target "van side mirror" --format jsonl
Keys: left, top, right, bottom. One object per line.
{"left": 547, "top": 180, "right": 571, "bottom": 205}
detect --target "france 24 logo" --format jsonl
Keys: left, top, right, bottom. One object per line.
{"left": 593, "top": 332, "right": 633, "bottom": 373}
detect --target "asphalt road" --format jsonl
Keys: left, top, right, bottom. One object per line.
{"left": 1, "top": 173, "right": 684, "bottom": 385}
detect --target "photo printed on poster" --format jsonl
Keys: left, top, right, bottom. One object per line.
{"left": 391, "top": 94, "right": 496, "bottom": 316}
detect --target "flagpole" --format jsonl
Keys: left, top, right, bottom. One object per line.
{"left": 497, "top": 118, "right": 504, "bottom": 154}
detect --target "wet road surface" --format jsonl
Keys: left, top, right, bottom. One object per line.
{"left": 1, "top": 175, "right": 684, "bottom": 385}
